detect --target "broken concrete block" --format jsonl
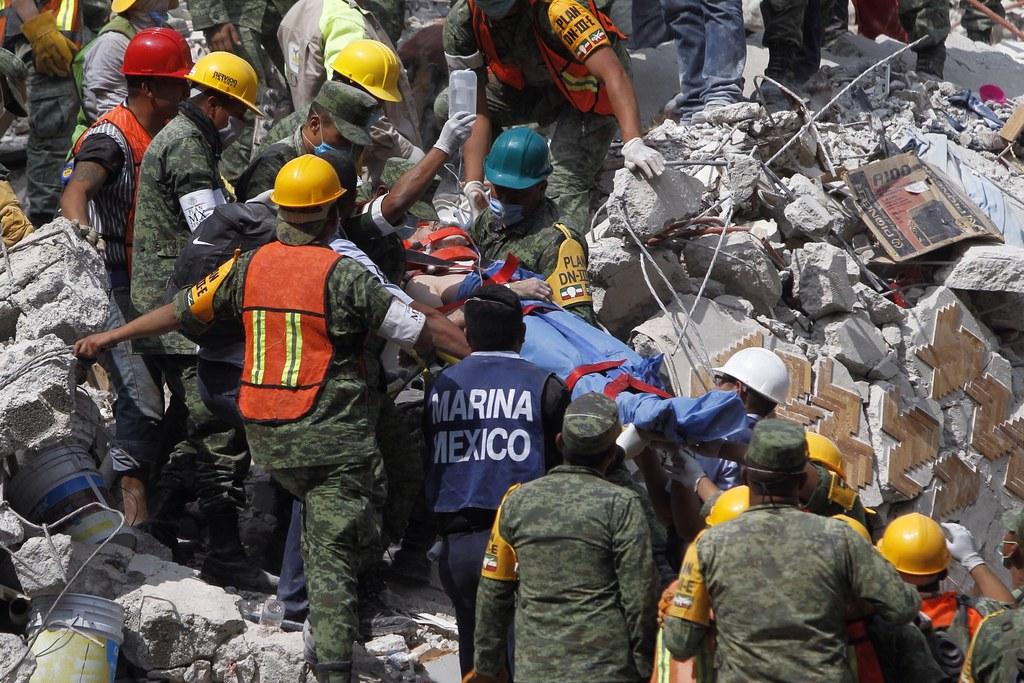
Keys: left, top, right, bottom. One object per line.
{"left": 0, "top": 633, "right": 34, "bottom": 683}
{"left": 725, "top": 154, "right": 760, "bottom": 213}
{"left": 940, "top": 245, "right": 1024, "bottom": 294}
{"left": 117, "top": 575, "right": 246, "bottom": 670}
{"left": 782, "top": 194, "right": 838, "bottom": 240}
{"left": 791, "top": 242, "right": 858, "bottom": 320}
{"left": 110, "top": 527, "right": 174, "bottom": 562}
{"left": 823, "top": 313, "right": 890, "bottom": 378}
{"left": 854, "top": 283, "right": 905, "bottom": 326}
{"left": 146, "top": 661, "right": 213, "bottom": 683}
{"left": 703, "top": 101, "right": 764, "bottom": 125}
{"left": 589, "top": 236, "right": 689, "bottom": 337}
{"left": 607, "top": 167, "right": 704, "bottom": 240}
{"left": 681, "top": 233, "right": 781, "bottom": 314}
{"left": 364, "top": 633, "right": 409, "bottom": 657}
{"left": 0, "top": 219, "right": 108, "bottom": 344}
{"left": 211, "top": 623, "right": 305, "bottom": 683}
{"left": 0, "top": 335, "right": 77, "bottom": 454}
{"left": 12, "top": 534, "right": 134, "bottom": 599}
{"left": 0, "top": 505, "right": 24, "bottom": 545}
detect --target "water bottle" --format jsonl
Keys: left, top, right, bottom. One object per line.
{"left": 448, "top": 70, "right": 477, "bottom": 119}
{"left": 259, "top": 597, "right": 285, "bottom": 629}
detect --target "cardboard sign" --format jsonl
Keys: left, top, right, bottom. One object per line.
{"left": 845, "top": 153, "right": 1002, "bottom": 261}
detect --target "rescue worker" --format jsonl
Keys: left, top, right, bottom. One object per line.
{"left": 424, "top": 284, "right": 570, "bottom": 676}
{"left": 443, "top": 0, "right": 666, "bottom": 233}
{"left": 877, "top": 512, "right": 1013, "bottom": 678}
{"left": 898, "top": 0, "right": 951, "bottom": 77}
{"left": 262, "top": 38, "right": 422, "bottom": 185}
{"left": 130, "top": 50, "right": 265, "bottom": 588}
{"left": 468, "top": 127, "right": 596, "bottom": 323}
{"left": 999, "top": 509, "right": 1024, "bottom": 605}
{"left": 72, "top": 0, "right": 176, "bottom": 138}
{"left": 961, "top": 0, "right": 1006, "bottom": 43}
{"left": 235, "top": 81, "right": 378, "bottom": 201}
{"left": 800, "top": 431, "right": 869, "bottom": 526}
{"left": 467, "top": 392, "right": 658, "bottom": 683}
{"left": 75, "top": 154, "right": 470, "bottom": 683}
{"left": 5, "top": 0, "right": 92, "bottom": 226}
{"left": 960, "top": 607, "right": 1024, "bottom": 682}
{"left": 60, "top": 27, "right": 193, "bottom": 525}
{"left": 664, "top": 419, "right": 921, "bottom": 681}
{"left": 0, "top": 48, "right": 33, "bottom": 248}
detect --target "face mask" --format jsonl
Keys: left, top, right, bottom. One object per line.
{"left": 218, "top": 115, "right": 244, "bottom": 147}
{"left": 489, "top": 195, "right": 524, "bottom": 227}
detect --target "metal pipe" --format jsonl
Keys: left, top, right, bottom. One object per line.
{"left": 1, "top": 584, "right": 30, "bottom": 626}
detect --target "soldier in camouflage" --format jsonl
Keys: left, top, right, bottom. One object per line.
{"left": 898, "top": 0, "right": 951, "bottom": 77}
{"left": 664, "top": 419, "right": 920, "bottom": 682}
{"left": 1000, "top": 509, "right": 1024, "bottom": 606}
{"left": 961, "top": 607, "right": 1024, "bottom": 682}
{"left": 960, "top": 0, "right": 1005, "bottom": 44}
{"left": 469, "top": 127, "right": 596, "bottom": 324}
{"left": 467, "top": 392, "right": 658, "bottom": 683}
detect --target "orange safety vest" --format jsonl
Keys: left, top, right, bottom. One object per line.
{"left": 238, "top": 241, "right": 342, "bottom": 424}
{"left": 921, "top": 592, "right": 984, "bottom": 637}
{"left": 468, "top": 0, "right": 626, "bottom": 116}
{"left": 72, "top": 104, "right": 152, "bottom": 273}
{"left": 0, "top": 0, "right": 81, "bottom": 40}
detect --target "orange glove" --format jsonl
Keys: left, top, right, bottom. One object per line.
{"left": 658, "top": 579, "right": 679, "bottom": 626}
{"left": 21, "top": 11, "right": 77, "bottom": 77}
{"left": 462, "top": 669, "right": 509, "bottom": 683}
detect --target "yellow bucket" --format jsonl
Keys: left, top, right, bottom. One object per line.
{"left": 28, "top": 593, "right": 123, "bottom": 683}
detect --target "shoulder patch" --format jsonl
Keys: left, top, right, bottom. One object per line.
{"left": 546, "top": 0, "right": 609, "bottom": 61}
{"left": 665, "top": 540, "right": 711, "bottom": 625}
{"left": 185, "top": 249, "right": 240, "bottom": 323}
{"left": 481, "top": 484, "right": 521, "bottom": 581}
{"left": 546, "top": 224, "right": 592, "bottom": 307}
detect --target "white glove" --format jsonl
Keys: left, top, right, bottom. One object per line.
{"left": 622, "top": 137, "right": 666, "bottom": 178}
{"left": 941, "top": 522, "right": 985, "bottom": 572}
{"left": 434, "top": 111, "right": 477, "bottom": 156}
{"left": 616, "top": 423, "right": 648, "bottom": 460}
{"left": 667, "top": 449, "right": 707, "bottom": 491}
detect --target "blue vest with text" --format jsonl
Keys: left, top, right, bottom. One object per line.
{"left": 425, "top": 353, "right": 550, "bottom": 513}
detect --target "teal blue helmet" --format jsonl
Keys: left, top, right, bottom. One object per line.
{"left": 484, "top": 127, "right": 552, "bottom": 190}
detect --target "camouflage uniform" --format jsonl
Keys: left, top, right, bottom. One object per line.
{"left": 664, "top": 420, "right": 921, "bottom": 682}
{"left": 131, "top": 102, "right": 249, "bottom": 528}
{"left": 898, "top": 0, "right": 950, "bottom": 76}
{"left": 961, "top": 608, "right": 1024, "bottom": 682}
{"left": 474, "top": 393, "right": 658, "bottom": 682}
{"left": 175, "top": 218, "right": 401, "bottom": 673}
{"left": 802, "top": 461, "right": 868, "bottom": 526}
{"left": 443, "top": 0, "right": 630, "bottom": 234}
{"left": 468, "top": 198, "right": 596, "bottom": 323}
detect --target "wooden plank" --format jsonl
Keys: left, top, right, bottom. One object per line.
{"left": 1001, "top": 104, "right": 1024, "bottom": 143}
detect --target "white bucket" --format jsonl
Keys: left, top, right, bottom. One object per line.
{"left": 27, "top": 593, "right": 124, "bottom": 683}
{"left": 8, "top": 444, "right": 121, "bottom": 544}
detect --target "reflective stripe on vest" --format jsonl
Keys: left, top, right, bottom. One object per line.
{"left": 546, "top": 222, "right": 592, "bottom": 307}
{"left": 424, "top": 354, "right": 550, "bottom": 513}
{"left": 467, "top": 0, "right": 625, "bottom": 115}
{"left": 0, "top": 0, "right": 81, "bottom": 39}
{"left": 238, "top": 241, "right": 341, "bottom": 424}
{"left": 72, "top": 104, "right": 151, "bottom": 273}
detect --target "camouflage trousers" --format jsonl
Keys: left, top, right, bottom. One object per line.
{"left": 435, "top": 82, "right": 618, "bottom": 236}
{"left": 760, "top": 0, "right": 836, "bottom": 59}
{"left": 961, "top": 0, "right": 1005, "bottom": 39}
{"left": 271, "top": 463, "right": 380, "bottom": 664}
{"left": 26, "top": 68, "right": 77, "bottom": 226}
{"left": 374, "top": 396, "right": 425, "bottom": 545}
{"left": 899, "top": 0, "right": 951, "bottom": 49}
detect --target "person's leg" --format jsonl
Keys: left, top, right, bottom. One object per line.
{"left": 660, "top": 0, "right": 707, "bottom": 120}
{"left": 26, "top": 71, "right": 77, "bottom": 225}
{"left": 699, "top": 0, "right": 746, "bottom": 106}
{"left": 547, "top": 109, "right": 618, "bottom": 237}
{"left": 761, "top": 0, "right": 809, "bottom": 83}
{"left": 377, "top": 397, "right": 425, "bottom": 544}
{"left": 898, "top": 0, "right": 950, "bottom": 77}
{"left": 278, "top": 499, "right": 309, "bottom": 622}
{"left": 960, "top": 0, "right": 1003, "bottom": 42}
{"left": 437, "top": 529, "right": 492, "bottom": 676}
{"left": 796, "top": 0, "right": 823, "bottom": 82}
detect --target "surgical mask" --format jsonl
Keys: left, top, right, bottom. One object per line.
{"left": 303, "top": 128, "right": 339, "bottom": 157}
{"left": 218, "top": 115, "right": 244, "bottom": 147}
{"left": 489, "top": 195, "right": 524, "bottom": 227}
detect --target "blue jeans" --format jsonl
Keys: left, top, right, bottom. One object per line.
{"left": 101, "top": 282, "right": 164, "bottom": 474}
{"left": 661, "top": 0, "right": 746, "bottom": 117}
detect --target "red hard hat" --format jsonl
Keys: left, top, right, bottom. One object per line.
{"left": 121, "top": 27, "right": 193, "bottom": 79}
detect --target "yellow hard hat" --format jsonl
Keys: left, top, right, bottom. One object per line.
{"left": 832, "top": 514, "right": 871, "bottom": 543}
{"left": 807, "top": 432, "right": 846, "bottom": 479}
{"left": 330, "top": 39, "right": 402, "bottom": 103}
{"left": 185, "top": 51, "right": 263, "bottom": 116}
{"left": 111, "top": 0, "right": 179, "bottom": 13}
{"left": 877, "top": 513, "right": 951, "bottom": 580}
{"left": 705, "top": 485, "right": 750, "bottom": 527}
{"left": 271, "top": 155, "right": 344, "bottom": 209}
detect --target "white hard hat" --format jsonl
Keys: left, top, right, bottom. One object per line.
{"left": 713, "top": 347, "right": 790, "bottom": 405}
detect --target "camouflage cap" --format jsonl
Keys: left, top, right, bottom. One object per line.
{"left": 744, "top": 419, "right": 808, "bottom": 473}
{"left": 1004, "top": 509, "right": 1024, "bottom": 538}
{"left": 381, "top": 157, "right": 439, "bottom": 220}
{"left": 561, "top": 392, "right": 621, "bottom": 457}
{"left": 313, "top": 81, "right": 377, "bottom": 147}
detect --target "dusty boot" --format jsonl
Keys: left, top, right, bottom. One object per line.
{"left": 761, "top": 48, "right": 800, "bottom": 112}
{"left": 201, "top": 512, "right": 278, "bottom": 592}
{"left": 915, "top": 45, "right": 946, "bottom": 79}
{"left": 315, "top": 661, "right": 352, "bottom": 683}
{"left": 357, "top": 571, "right": 417, "bottom": 639}
{"left": 966, "top": 27, "right": 992, "bottom": 43}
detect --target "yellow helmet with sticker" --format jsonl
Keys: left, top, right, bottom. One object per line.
{"left": 705, "top": 485, "right": 749, "bottom": 527}
{"left": 186, "top": 51, "right": 263, "bottom": 116}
